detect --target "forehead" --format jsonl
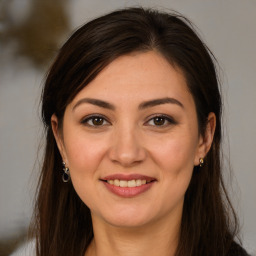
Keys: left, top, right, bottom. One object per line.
{"left": 70, "top": 51, "right": 194, "bottom": 109}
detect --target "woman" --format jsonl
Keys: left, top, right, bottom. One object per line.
{"left": 31, "top": 7, "right": 249, "bottom": 256}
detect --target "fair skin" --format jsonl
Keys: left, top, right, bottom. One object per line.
{"left": 52, "top": 51, "right": 216, "bottom": 256}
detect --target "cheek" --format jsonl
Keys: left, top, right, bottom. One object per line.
{"left": 63, "top": 133, "right": 109, "bottom": 209}
{"left": 63, "top": 131, "right": 109, "bottom": 197}
{"left": 64, "top": 131, "right": 107, "bottom": 170}
{"left": 150, "top": 131, "right": 197, "bottom": 193}
{"left": 151, "top": 135, "right": 196, "bottom": 212}
{"left": 151, "top": 132, "right": 198, "bottom": 173}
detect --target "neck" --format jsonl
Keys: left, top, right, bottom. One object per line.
{"left": 85, "top": 214, "right": 180, "bottom": 256}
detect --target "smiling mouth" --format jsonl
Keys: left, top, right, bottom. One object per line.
{"left": 101, "top": 179, "right": 155, "bottom": 188}
{"left": 100, "top": 175, "right": 156, "bottom": 197}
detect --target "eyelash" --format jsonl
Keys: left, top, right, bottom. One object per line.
{"left": 81, "top": 114, "right": 176, "bottom": 127}
{"left": 145, "top": 114, "right": 177, "bottom": 127}
{"left": 81, "top": 114, "right": 110, "bottom": 127}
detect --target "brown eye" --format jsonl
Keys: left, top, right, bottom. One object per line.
{"left": 92, "top": 117, "right": 104, "bottom": 126}
{"left": 153, "top": 117, "right": 166, "bottom": 126}
{"left": 82, "top": 115, "right": 109, "bottom": 127}
{"left": 146, "top": 115, "right": 176, "bottom": 127}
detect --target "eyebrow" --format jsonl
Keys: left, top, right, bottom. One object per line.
{"left": 72, "top": 97, "right": 184, "bottom": 111}
{"left": 138, "top": 97, "right": 184, "bottom": 110}
{"left": 72, "top": 98, "right": 115, "bottom": 111}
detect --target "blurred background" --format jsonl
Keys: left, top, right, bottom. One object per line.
{"left": 0, "top": 0, "right": 255, "bottom": 255}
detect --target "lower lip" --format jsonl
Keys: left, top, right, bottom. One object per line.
{"left": 102, "top": 181, "right": 155, "bottom": 198}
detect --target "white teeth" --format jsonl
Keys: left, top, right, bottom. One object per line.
{"left": 119, "top": 180, "right": 128, "bottom": 187}
{"left": 136, "top": 179, "right": 142, "bottom": 186}
{"left": 128, "top": 180, "right": 136, "bottom": 187}
{"left": 107, "top": 179, "right": 148, "bottom": 187}
{"left": 114, "top": 179, "right": 120, "bottom": 186}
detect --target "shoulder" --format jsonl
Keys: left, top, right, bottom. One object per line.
{"left": 227, "top": 241, "right": 251, "bottom": 256}
{"left": 10, "top": 239, "right": 35, "bottom": 256}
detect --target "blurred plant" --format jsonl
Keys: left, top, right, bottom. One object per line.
{"left": 0, "top": 0, "right": 70, "bottom": 68}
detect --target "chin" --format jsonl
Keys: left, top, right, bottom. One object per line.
{"left": 106, "top": 215, "right": 151, "bottom": 228}
{"left": 97, "top": 206, "right": 157, "bottom": 228}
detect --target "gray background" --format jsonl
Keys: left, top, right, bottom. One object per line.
{"left": 0, "top": 0, "right": 255, "bottom": 254}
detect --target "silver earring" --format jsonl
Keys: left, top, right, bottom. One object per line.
{"left": 199, "top": 158, "right": 204, "bottom": 167}
{"left": 62, "top": 161, "right": 70, "bottom": 182}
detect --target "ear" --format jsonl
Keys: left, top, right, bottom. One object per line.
{"left": 194, "top": 112, "right": 216, "bottom": 166}
{"left": 51, "top": 114, "right": 68, "bottom": 164}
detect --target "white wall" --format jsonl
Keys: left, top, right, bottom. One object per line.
{"left": 1, "top": 0, "right": 255, "bottom": 254}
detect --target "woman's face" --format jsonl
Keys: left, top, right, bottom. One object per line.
{"left": 52, "top": 51, "right": 214, "bottom": 228}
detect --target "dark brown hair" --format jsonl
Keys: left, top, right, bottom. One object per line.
{"left": 34, "top": 7, "right": 239, "bottom": 256}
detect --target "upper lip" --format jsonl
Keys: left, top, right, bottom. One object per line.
{"left": 101, "top": 174, "right": 157, "bottom": 182}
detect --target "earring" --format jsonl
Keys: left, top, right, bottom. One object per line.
{"left": 62, "top": 161, "right": 70, "bottom": 182}
{"left": 199, "top": 158, "right": 204, "bottom": 167}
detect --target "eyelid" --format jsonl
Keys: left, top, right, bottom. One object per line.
{"left": 144, "top": 114, "right": 177, "bottom": 126}
{"left": 80, "top": 113, "right": 176, "bottom": 127}
{"left": 81, "top": 114, "right": 111, "bottom": 127}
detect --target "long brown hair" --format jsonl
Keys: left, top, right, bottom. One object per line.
{"left": 33, "top": 7, "right": 239, "bottom": 256}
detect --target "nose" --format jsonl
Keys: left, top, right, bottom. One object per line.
{"left": 108, "top": 125, "right": 147, "bottom": 167}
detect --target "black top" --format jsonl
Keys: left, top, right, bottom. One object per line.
{"left": 227, "top": 242, "right": 250, "bottom": 256}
